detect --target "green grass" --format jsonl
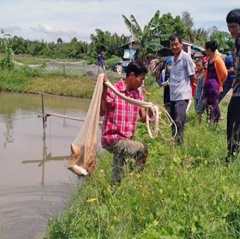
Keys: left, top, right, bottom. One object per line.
{"left": 42, "top": 75, "right": 240, "bottom": 239}
{"left": 0, "top": 67, "right": 97, "bottom": 98}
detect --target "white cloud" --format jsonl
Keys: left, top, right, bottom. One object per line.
{"left": 38, "top": 24, "right": 54, "bottom": 34}
{"left": 0, "top": 0, "right": 239, "bottom": 42}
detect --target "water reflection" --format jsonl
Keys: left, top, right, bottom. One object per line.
{"left": 21, "top": 137, "right": 72, "bottom": 186}
{"left": 3, "top": 116, "right": 14, "bottom": 147}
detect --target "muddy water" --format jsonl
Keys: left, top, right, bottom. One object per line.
{"left": 0, "top": 92, "right": 96, "bottom": 239}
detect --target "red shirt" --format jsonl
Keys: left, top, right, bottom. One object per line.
{"left": 192, "top": 79, "right": 197, "bottom": 96}
{"left": 101, "top": 79, "right": 143, "bottom": 147}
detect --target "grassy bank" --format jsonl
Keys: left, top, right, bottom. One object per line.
{"left": 0, "top": 68, "right": 97, "bottom": 98}
{"left": 41, "top": 79, "right": 240, "bottom": 238}
{"left": 0, "top": 62, "right": 122, "bottom": 98}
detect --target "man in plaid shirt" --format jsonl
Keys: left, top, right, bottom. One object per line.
{"left": 100, "top": 61, "right": 148, "bottom": 185}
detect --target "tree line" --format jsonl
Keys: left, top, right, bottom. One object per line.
{"left": 0, "top": 10, "right": 235, "bottom": 68}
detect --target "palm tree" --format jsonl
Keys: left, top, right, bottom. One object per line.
{"left": 122, "top": 10, "right": 163, "bottom": 63}
{"left": 191, "top": 28, "right": 208, "bottom": 46}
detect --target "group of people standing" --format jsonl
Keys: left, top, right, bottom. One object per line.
{"left": 159, "top": 38, "right": 230, "bottom": 124}
{"left": 99, "top": 8, "right": 240, "bottom": 185}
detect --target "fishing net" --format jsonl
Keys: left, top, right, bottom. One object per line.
{"left": 66, "top": 74, "right": 104, "bottom": 176}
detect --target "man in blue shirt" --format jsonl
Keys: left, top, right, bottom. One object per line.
{"left": 219, "top": 49, "right": 235, "bottom": 102}
{"left": 169, "top": 34, "right": 196, "bottom": 145}
{"left": 98, "top": 51, "right": 106, "bottom": 73}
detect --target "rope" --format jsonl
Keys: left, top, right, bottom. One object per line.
{"left": 104, "top": 77, "right": 177, "bottom": 140}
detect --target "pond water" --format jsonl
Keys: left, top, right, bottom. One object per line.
{"left": 0, "top": 92, "right": 97, "bottom": 239}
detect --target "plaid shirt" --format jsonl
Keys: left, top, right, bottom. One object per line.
{"left": 101, "top": 79, "right": 143, "bottom": 147}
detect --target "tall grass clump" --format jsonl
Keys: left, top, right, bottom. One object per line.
{"left": 0, "top": 68, "right": 33, "bottom": 92}
{"left": 43, "top": 75, "right": 240, "bottom": 239}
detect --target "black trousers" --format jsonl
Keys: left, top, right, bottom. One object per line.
{"left": 163, "top": 85, "right": 170, "bottom": 113}
{"left": 170, "top": 100, "right": 189, "bottom": 144}
{"left": 227, "top": 96, "right": 240, "bottom": 156}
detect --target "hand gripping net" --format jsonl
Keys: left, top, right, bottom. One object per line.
{"left": 67, "top": 73, "right": 177, "bottom": 177}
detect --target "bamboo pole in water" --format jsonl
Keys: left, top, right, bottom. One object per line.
{"left": 38, "top": 112, "right": 102, "bottom": 124}
{"left": 40, "top": 92, "right": 46, "bottom": 139}
{"left": 38, "top": 91, "right": 103, "bottom": 139}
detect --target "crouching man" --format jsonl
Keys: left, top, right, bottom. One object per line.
{"left": 100, "top": 61, "right": 148, "bottom": 185}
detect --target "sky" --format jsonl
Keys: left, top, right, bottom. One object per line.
{"left": 0, "top": 0, "right": 239, "bottom": 43}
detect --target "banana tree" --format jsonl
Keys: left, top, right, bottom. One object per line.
{"left": 122, "top": 10, "right": 164, "bottom": 63}
{"left": 0, "top": 29, "right": 14, "bottom": 69}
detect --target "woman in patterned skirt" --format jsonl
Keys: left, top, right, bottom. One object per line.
{"left": 203, "top": 40, "right": 228, "bottom": 124}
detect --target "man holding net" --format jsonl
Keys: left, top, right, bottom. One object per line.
{"left": 100, "top": 61, "right": 148, "bottom": 185}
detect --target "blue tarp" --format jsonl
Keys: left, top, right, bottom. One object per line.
{"left": 123, "top": 49, "right": 137, "bottom": 60}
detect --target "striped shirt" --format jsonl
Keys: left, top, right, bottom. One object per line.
{"left": 101, "top": 79, "right": 143, "bottom": 147}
